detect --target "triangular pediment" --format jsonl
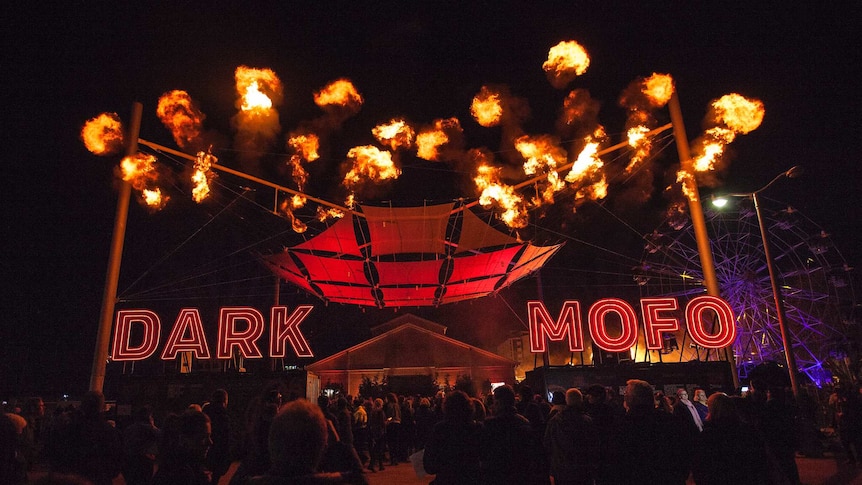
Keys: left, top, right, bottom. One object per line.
{"left": 307, "top": 320, "right": 513, "bottom": 372}
{"left": 370, "top": 313, "right": 447, "bottom": 337}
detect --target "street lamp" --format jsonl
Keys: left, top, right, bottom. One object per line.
{"left": 712, "top": 165, "right": 804, "bottom": 398}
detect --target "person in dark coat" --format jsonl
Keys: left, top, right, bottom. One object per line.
{"left": 230, "top": 389, "right": 281, "bottom": 484}
{"left": 122, "top": 404, "right": 161, "bottom": 485}
{"left": 243, "top": 399, "right": 368, "bottom": 485}
{"left": 367, "top": 398, "right": 386, "bottom": 472}
{"left": 152, "top": 409, "right": 212, "bottom": 485}
{"left": 48, "top": 391, "right": 122, "bottom": 485}
{"left": 423, "top": 390, "right": 483, "bottom": 484}
{"left": 413, "top": 398, "right": 436, "bottom": 451}
{"left": 480, "top": 385, "right": 549, "bottom": 485}
{"left": 203, "top": 388, "right": 232, "bottom": 485}
{"left": 606, "top": 379, "right": 694, "bottom": 485}
{"left": 692, "top": 393, "right": 773, "bottom": 485}
{"left": 543, "top": 388, "right": 599, "bottom": 485}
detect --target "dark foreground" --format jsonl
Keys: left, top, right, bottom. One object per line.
{"left": 28, "top": 454, "right": 862, "bottom": 485}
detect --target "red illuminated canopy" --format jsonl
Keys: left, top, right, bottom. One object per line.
{"left": 263, "top": 202, "right": 563, "bottom": 307}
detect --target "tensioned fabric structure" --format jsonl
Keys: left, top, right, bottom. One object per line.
{"left": 262, "top": 202, "right": 563, "bottom": 307}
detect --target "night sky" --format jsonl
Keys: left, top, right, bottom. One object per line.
{"left": 3, "top": 3, "right": 860, "bottom": 399}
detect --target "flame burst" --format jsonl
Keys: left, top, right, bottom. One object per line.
{"left": 157, "top": 90, "right": 205, "bottom": 149}
{"left": 342, "top": 146, "right": 400, "bottom": 189}
{"left": 515, "top": 135, "right": 567, "bottom": 204}
{"left": 120, "top": 152, "right": 168, "bottom": 209}
{"left": 236, "top": 66, "right": 281, "bottom": 113}
{"left": 543, "top": 40, "right": 590, "bottom": 89}
{"left": 692, "top": 93, "right": 765, "bottom": 172}
{"left": 191, "top": 150, "right": 216, "bottom": 203}
{"left": 416, "top": 118, "right": 461, "bottom": 161}
{"left": 561, "top": 127, "right": 608, "bottom": 205}
{"left": 471, "top": 86, "right": 503, "bottom": 127}
{"left": 233, "top": 66, "right": 283, "bottom": 160}
{"left": 473, "top": 150, "right": 527, "bottom": 228}
{"left": 81, "top": 113, "right": 124, "bottom": 155}
{"left": 373, "top": 119, "right": 415, "bottom": 151}
{"left": 314, "top": 79, "right": 363, "bottom": 114}
{"left": 642, "top": 73, "right": 674, "bottom": 108}
{"left": 279, "top": 196, "right": 308, "bottom": 233}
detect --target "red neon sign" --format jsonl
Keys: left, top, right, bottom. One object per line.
{"left": 111, "top": 305, "right": 315, "bottom": 361}
{"left": 528, "top": 296, "right": 736, "bottom": 353}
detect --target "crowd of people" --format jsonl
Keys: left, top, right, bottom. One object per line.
{"left": 2, "top": 375, "right": 859, "bottom": 485}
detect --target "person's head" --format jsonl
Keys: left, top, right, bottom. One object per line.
{"left": 386, "top": 393, "right": 398, "bottom": 404}
{"left": 212, "top": 389, "right": 228, "bottom": 407}
{"left": 373, "top": 398, "right": 384, "bottom": 409}
{"left": 706, "top": 392, "right": 738, "bottom": 423}
{"left": 268, "top": 399, "right": 328, "bottom": 476}
{"left": 443, "top": 390, "right": 474, "bottom": 422}
{"left": 132, "top": 404, "right": 154, "bottom": 424}
{"left": 676, "top": 388, "right": 689, "bottom": 401}
{"left": 80, "top": 390, "right": 105, "bottom": 418}
{"left": 565, "top": 388, "right": 584, "bottom": 409}
{"left": 624, "top": 379, "right": 654, "bottom": 413}
{"left": 585, "top": 384, "right": 606, "bottom": 404}
{"left": 492, "top": 385, "right": 516, "bottom": 414}
{"left": 25, "top": 397, "right": 45, "bottom": 417}
{"left": 551, "top": 390, "right": 566, "bottom": 406}
{"left": 694, "top": 388, "right": 707, "bottom": 403}
{"left": 162, "top": 409, "right": 212, "bottom": 461}
{"left": 472, "top": 397, "right": 486, "bottom": 422}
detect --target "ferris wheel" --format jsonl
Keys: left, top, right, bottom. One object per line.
{"left": 635, "top": 197, "right": 857, "bottom": 386}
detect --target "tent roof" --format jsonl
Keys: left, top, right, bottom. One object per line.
{"left": 262, "top": 202, "right": 563, "bottom": 307}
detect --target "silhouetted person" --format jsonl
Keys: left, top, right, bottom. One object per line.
{"left": 383, "top": 393, "right": 401, "bottom": 465}
{"left": 243, "top": 399, "right": 368, "bottom": 484}
{"left": 423, "top": 390, "right": 483, "bottom": 484}
{"left": 122, "top": 404, "right": 161, "bottom": 485}
{"left": 607, "top": 379, "right": 694, "bottom": 484}
{"left": 543, "top": 388, "right": 599, "bottom": 485}
{"left": 152, "top": 409, "right": 212, "bottom": 485}
{"left": 49, "top": 391, "right": 121, "bottom": 485}
{"left": 367, "top": 398, "right": 386, "bottom": 472}
{"left": 745, "top": 366, "right": 800, "bottom": 485}
{"left": 203, "top": 388, "right": 231, "bottom": 485}
{"left": 480, "top": 385, "right": 549, "bottom": 484}
{"left": 692, "top": 393, "right": 773, "bottom": 484}
{"left": 1, "top": 413, "right": 27, "bottom": 484}
{"left": 230, "top": 389, "right": 281, "bottom": 484}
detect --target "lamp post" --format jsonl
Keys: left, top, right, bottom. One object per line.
{"left": 712, "top": 165, "right": 804, "bottom": 398}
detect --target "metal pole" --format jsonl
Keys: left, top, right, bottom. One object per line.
{"left": 753, "top": 191, "right": 800, "bottom": 398}
{"left": 90, "top": 102, "right": 142, "bottom": 392}
{"left": 668, "top": 92, "right": 740, "bottom": 390}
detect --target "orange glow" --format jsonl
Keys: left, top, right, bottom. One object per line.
{"left": 474, "top": 159, "right": 527, "bottom": 228}
{"left": 157, "top": 90, "right": 205, "bottom": 149}
{"left": 676, "top": 169, "right": 698, "bottom": 202}
{"left": 471, "top": 86, "right": 503, "bottom": 127}
{"left": 235, "top": 66, "right": 282, "bottom": 114}
{"left": 288, "top": 133, "right": 320, "bottom": 162}
{"left": 343, "top": 145, "right": 400, "bottom": 188}
{"left": 372, "top": 119, "right": 415, "bottom": 150}
{"left": 416, "top": 118, "right": 461, "bottom": 161}
{"left": 314, "top": 79, "right": 363, "bottom": 111}
{"left": 316, "top": 206, "right": 345, "bottom": 222}
{"left": 543, "top": 40, "right": 590, "bottom": 88}
{"left": 191, "top": 150, "right": 216, "bottom": 203}
{"left": 279, "top": 198, "right": 308, "bottom": 234}
{"left": 514, "top": 135, "right": 567, "bottom": 204}
{"left": 711, "top": 93, "right": 764, "bottom": 134}
{"left": 81, "top": 113, "right": 124, "bottom": 155}
{"left": 120, "top": 152, "right": 168, "bottom": 209}
{"left": 642, "top": 73, "right": 674, "bottom": 107}
{"left": 565, "top": 127, "right": 606, "bottom": 185}
{"left": 625, "top": 125, "right": 651, "bottom": 173}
